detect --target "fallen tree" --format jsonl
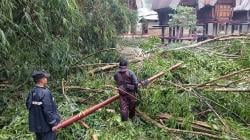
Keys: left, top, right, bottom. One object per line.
{"left": 156, "top": 113, "right": 219, "bottom": 134}
{"left": 52, "top": 63, "right": 182, "bottom": 131}
{"left": 166, "top": 35, "right": 250, "bottom": 51}
{"left": 88, "top": 59, "right": 143, "bottom": 75}
{"left": 136, "top": 110, "right": 227, "bottom": 139}
{"left": 210, "top": 88, "right": 250, "bottom": 93}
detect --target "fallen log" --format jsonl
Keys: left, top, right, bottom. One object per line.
{"left": 52, "top": 63, "right": 182, "bottom": 131}
{"left": 0, "top": 84, "right": 12, "bottom": 87}
{"left": 166, "top": 35, "right": 249, "bottom": 51}
{"left": 196, "top": 68, "right": 250, "bottom": 88}
{"left": 157, "top": 113, "right": 216, "bottom": 134}
{"left": 78, "top": 120, "right": 90, "bottom": 129}
{"left": 211, "top": 88, "right": 250, "bottom": 93}
{"left": 53, "top": 94, "right": 120, "bottom": 132}
{"left": 196, "top": 47, "right": 240, "bottom": 58}
{"left": 168, "top": 79, "right": 249, "bottom": 126}
{"left": 88, "top": 59, "right": 143, "bottom": 75}
{"left": 167, "top": 81, "right": 230, "bottom": 132}
{"left": 225, "top": 77, "right": 250, "bottom": 87}
{"left": 75, "top": 63, "right": 118, "bottom": 68}
{"left": 136, "top": 110, "right": 224, "bottom": 139}
{"left": 157, "top": 113, "right": 212, "bottom": 129}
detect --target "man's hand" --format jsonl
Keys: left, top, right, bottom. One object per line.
{"left": 140, "top": 80, "right": 149, "bottom": 86}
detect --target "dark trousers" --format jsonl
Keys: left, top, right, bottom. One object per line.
{"left": 35, "top": 131, "right": 56, "bottom": 140}
{"left": 119, "top": 94, "right": 136, "bottom": 121}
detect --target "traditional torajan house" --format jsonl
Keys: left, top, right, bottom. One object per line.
{"left": 136, "top": 0, "right": 249, "bottom": 41}
{"left": 232, "top": 0, "right": 250, "bottom": 34}
{"left": 197, "top": 0, "right": 236, "bottom": 37}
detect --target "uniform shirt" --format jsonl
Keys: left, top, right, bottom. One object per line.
{"left": 26, "top": 86, "right": 60, "bottom": 133}
{"left": 114, "top": 67, "right": 138, "bottom": 93}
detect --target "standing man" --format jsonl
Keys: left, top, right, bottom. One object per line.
{"left": 26, "top": 71, "right": 60, "bottom": 140}
{"left": 114, "top": 58, "right": 139, "bottom": 121}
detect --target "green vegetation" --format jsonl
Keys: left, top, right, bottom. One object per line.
{"left": 1, "top": 36, "right": 250, "bottom": 139}
{"left": 1, "top": 0, "right": 250, "bottom": 139}
{"left": 0, "top": 0, "right": 136, "bottom": 82}
{"left": 169, "top": 5, "right": 197, "bottom": 31}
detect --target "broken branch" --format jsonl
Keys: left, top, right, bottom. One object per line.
{"left": 88, "top": 59, "right": 143, "bottom": 75}
{"left": 157, "top": 113, "right": 218, "bottom": 134}
{"left": 136, "top": 110, "right": 224, "bottom": 139}
{"left": 195, "top": 68, "right": 250, "bottom": 88}
{"left": 167, "top": 35, "right": 249, "bottom": 51}
{"left": 211, "top": 88, "right": 250, "bottom": 93}
{"left": 78, "top": 120, "right": 90, "bottom": 129}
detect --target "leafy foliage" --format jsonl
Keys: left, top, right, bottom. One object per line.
{"left": 169, "top": 6, "right": 197, "bottom": 30}
{"left": 1, "top": 38, "right": 250, "bottom": 139}
{"left": 1, "top": 0, "right": 250, "bottom": 139}
{"left": 0, "top": 0, "right": 135, "bottom": 82}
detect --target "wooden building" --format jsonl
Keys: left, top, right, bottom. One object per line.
{"left": 139, "top": 0, "right": 250, "bottom": 41}
{"left": 197, "top": 0, "right": 236, "bottom": 37}
{"left": 232, "top": 0, "right": 250, "bottom": 34}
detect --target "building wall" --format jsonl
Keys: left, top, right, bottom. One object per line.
{"left": 233, "top": 11, "right": 248, "bottom": 21}
{"left": 197, "top": 6, "right": 215, "bottom": 22}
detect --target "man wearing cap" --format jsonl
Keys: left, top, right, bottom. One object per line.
{"left": 114, "top": 58, "right": 139, "bottom": 121}
{"left": 26, "top": 71, "right": 60, "bottom": 140}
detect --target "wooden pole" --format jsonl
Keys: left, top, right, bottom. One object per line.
{"left": 52, "top": 63, "right": 182, "bottom": 131}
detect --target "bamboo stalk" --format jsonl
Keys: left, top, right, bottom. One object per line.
{"left": 167, "top": 35, "right": 250, "bottom": 51}
{"left": 88, "top": 59, "right": 143, "bottom": 75}
{"left": 195, "top": 68, "right": 250, "bottom": 88}
{"left": 157, "top": 113, "right": 217, "bottom": 134}
{"left": 167, "top": 81, "right": 230, "bottom": 132}
{"left": 136, "top": 110, "right": 224, "bottom": 139}
{"left": 52, "top": 63, "right": 182, "bottom": 131}
{"left": 226, "top": 77, "right": 250, "bottom": 87}
{"left": 196, "top": 47, "right": 240, "bottom": 58}
{"left": 75, "top": 63, "right": 118, "bottom": 68}
{"left": 78, "top": 120, "right": 90, "bottom": 129}
{"left": 212, "top": 88, "right": 250, "bottom": 93}
{"left": 157, "top": 113, "right": 213, "bottom": 129}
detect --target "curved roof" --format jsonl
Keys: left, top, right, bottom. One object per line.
{"left": 198, "top": 0, "right": 218, "bottom": 9}
{"left": 234, "top": 0, "right": 250, "bottom": 11}
{"left": 152, "top": 0, "right": 181, "bottom": 10}
{"left": 138, "top": 8, "right": 158, "bottom": 21}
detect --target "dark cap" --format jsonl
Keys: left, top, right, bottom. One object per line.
{"left": 119, "top": 57, "right": 128, "bottom": 67}
{"left": 32, "top": 71, "right": 50, "bottom": 81}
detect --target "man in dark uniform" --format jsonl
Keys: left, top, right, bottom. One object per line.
{"left": 114, "top": 58, "right": 139, "bottom": 121}
{"left": 26, "top": 71, "right": 60, "bottom": 140}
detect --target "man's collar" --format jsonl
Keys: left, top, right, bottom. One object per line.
{"left": 35, "top": 84, "right": 46, "bottom": 88}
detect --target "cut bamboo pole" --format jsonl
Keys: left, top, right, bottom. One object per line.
{"left": 196, "top": 68, "right": 250, "bottom": 88}
{"left": 52, "top": 63, "right": 182, "bottom": 131}
{"left": 212, "top": 88, "right": 250, "bottom": 93}
{"left": 137, "top": 110, "right": 224, "bottom": 139}
{"left": 88, "top": 59, "right": 143, "bottom": 75}
{"left": 167, "top": 35, "right": 250, "bottom": 51}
